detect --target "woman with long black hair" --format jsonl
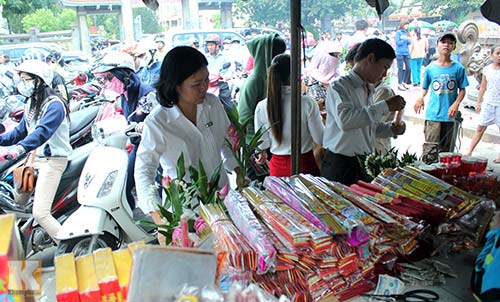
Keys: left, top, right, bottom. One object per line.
{"left": 0, "top": 60, "right": 72, "bottom": 241}
{"left": 254, "top": 53, "right": 324, "bottom": 177}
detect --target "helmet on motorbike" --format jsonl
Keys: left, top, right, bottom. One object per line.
{"left": 93, "top": 51, "right": 135, "bottom": 73}
{"left": 205, "top": 34, "right": 222, "bottom": 45}
{"left": 15, "top": 59, "right": 54, "bottom": 86}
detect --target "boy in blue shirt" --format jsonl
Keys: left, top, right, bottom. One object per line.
{"left": 414, "top": 33, "right": 469, "bottom": 164}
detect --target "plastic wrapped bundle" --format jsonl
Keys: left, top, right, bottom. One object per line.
{"left": 264, "top": 176, "right": 332, "bottom": 234}
{"left": 200, "top": 203, "right": 258, "bottom": 272}
{"left": 224, "top": 190, "right": 277, "bottom": 274}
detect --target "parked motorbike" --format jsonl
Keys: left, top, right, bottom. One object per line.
{"left": 0, "top": 97, "right": 123, "bottom": 256}
{"left": 55, "top": 116, "right": 156, "bottom": 256}
{"left": 208, "top": 62, "right": 233, "bottom": 111}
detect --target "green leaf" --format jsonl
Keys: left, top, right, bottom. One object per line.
{"left": 158, "top": 205, "right": 174, "bottom": 223}
{"left": 137, "top": 220, "right": 158, "bottom": 227}
{"left": 195, "top": 160, "right": 209, "bottom": 200}
{"left": 189, "top": 166, "right": 199, "bottom": 184}
{"left": 209, "top": 161, "right": 223, "bottom": 192}
{"left": 176, "top": 153, "right": 186, "bottom": 180}
{"left": 187, "top": 219, "right": 196, "bottom": 232}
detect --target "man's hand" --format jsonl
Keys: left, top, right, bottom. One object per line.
{"left": 391, "top": 121, "right": 406, "bottom": 136}
{"left": 414, "top": 97, "right": 424, "bottom": 114}
{"left": 448, "top": 102, "right": 460, "bottom": 118}
{"left": 386, "top": 95, "right": 406, "bottom": 112}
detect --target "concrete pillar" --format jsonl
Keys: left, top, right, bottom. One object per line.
{"left": 134, "top": 15, "right": 143, "bottom": 41}
{"left": 77, "top": 9, "right": 90, "bottom": 54}
{"left": 221, "top": 2, "right": 232, "bottom": 29}
{"left": 71, "top": 23, "right": 81, "bottom": 51}
{"left": 121, "top": 0, "right": 135, "bottom": 41}
{"left": 181, "top": 0, "right": 199, "bottom": 29}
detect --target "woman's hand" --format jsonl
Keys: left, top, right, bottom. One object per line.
{"left": 255, "top": 151, "right": 267, "bottom": 165}
{"left": 0, "top": 146, "right": 22, "bottom": 162}
{"left": 151, "top": 210, "right": 167, "bottom": 246}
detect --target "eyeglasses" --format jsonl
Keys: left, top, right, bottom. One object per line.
{"left": 20, "top": 77, "right": 34, "bottom": 83}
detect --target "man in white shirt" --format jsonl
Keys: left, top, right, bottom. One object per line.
{"left": 347, "top": 19, "right": 369, "bottom": 50}
{"left": 321, "top": 38, "right": 406, "bottom": 185}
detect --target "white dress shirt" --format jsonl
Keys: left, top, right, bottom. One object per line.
{"left": 323, "top": 70, "right": 393, "bottom": 157}
{"left": 254, "top": 86, "right": 324, "bottom": 155}
{"left": 135, "top": 93, "right": 238, "bottom": 213}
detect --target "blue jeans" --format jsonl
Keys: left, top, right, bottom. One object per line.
{"left": 410, "top": 58, "right": 424, "bottom": 85}
{"left": 396, "top": 54, "right": 411, "bottom": 85}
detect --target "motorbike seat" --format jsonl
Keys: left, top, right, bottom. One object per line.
{"left": 69, "top": 105, "right": 100, "bottom": 137}
{"left": 60, "top": 142, "right": 94, "bottom": 182}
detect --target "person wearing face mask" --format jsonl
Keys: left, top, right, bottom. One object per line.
{"left": 134, "top": 45, "right": 161, "bottom": 86}
{"left": 93, "top": 51, "right": 157, "bottom": 210}
{"left": 0, "top": 60, "right": 71, "bottom": 243}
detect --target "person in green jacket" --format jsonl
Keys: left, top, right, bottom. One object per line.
{"left": 237, "top": 34, "right": 286, "bottom": 180}
{"left": 238, "top": 34, "right": 286, "bottom": 140}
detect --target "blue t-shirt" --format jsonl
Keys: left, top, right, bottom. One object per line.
{"left": 422, "top": 61, "right": 469, "bottom": 122}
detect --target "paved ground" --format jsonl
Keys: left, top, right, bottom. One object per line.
{"left": 389, "top": 79, "right": 500, "bottom": 175}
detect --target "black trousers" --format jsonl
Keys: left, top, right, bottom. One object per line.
{"left": 320, "top": 151, "right": 370, "bottom": 186}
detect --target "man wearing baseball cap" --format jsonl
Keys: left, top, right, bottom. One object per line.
{"left": 414, "top": 32, "right": 469, "bottom": 164}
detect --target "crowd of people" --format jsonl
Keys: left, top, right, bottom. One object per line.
{"left": 1, "top": 17, "right": 500, "bottom": 248}
{"left": 0, "top": 9, "right": 498, "bottom": 300}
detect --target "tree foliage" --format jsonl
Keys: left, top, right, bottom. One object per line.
{"left": 133, "top": 7, "right": 162, "bottom": 34}
{"left": 421, "top": 0, "right": 483, "bottom": 22}
{"left": 233, "top": 0, "right": 289, "bottom": 28}
{"left": 22, "top": 8, "right": 76, "bottom": 32}
{"left": 233, "top": 0, "right": 376, "bottom": 32}
{"left": 3, "top": 0, "right": 59, "bottom": 33}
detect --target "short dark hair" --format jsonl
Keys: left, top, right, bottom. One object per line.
{"left": 155, "top": 46, "right": 208, "bottom": 107}
{"left": 345, "top": 43, "right": 361, "bottom": 64}
{"left": 355, "top": 20, "right": 369, "bottom": 31}
{"left": 354, "top": 38, "right": 395, "bottom": 62}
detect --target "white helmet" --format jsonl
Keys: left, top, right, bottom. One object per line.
{"left": 94, "top": 51, "right": 135, "bottom": 73}
{"left": 15, "top": 60, "right": 53, "bottom": 86}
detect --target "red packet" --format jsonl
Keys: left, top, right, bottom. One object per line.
{"left": 76, "top": 254, "right": 101, "bottom": 302}
{"left": 112, "top": 249, "right": 132, "bottom": 301}
{"left": 93, "top": 248, "right": 122, "bottom": 302}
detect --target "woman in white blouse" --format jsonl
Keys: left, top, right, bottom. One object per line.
{"left": 254, "top": 53, "right": 324, "bottom": 177}
{"left": 135, "top": 46, "right": 238, "bottom": 240}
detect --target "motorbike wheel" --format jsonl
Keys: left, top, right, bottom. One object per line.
{"left": 56, "top": 233, "right": 119, "bottom": 257}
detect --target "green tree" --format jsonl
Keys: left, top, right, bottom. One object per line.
{"left": 133, "top": 7, "right": 161, "bottom": 34}
{"left": 21, "top": 8, "right": 76, "bottom": 32}
{"left": 3, "top": 0, "right": 59, "bottom": 33}
{"left": 233, "top": 0, "right": 289, "bottom": 28}
{"left": 233, "top": 0, "right": 374, "bottom": 32}
{"left": 89, "top": 14, "right": 120, "bottom": 40}
{"left": 420, "top": 0, "right": 483, "bottom": 22}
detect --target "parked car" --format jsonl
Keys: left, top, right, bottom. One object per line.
{"left": 233, "top": 27, "right": 283, "bottom": 41}
{"left": 0, "top": 42, "right": 65, "bottom": 64}
{"left": 164, "top": 29, "right": 246, "bottom": 50}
